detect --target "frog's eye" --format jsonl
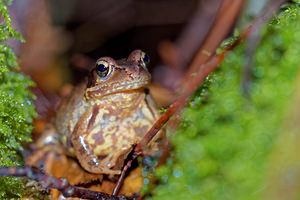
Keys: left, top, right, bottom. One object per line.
{"left": 96, "top": 61, "right": 111, "bottom": 78}
{"left": 141, "top": 52, "right": 150, "bottom": 68}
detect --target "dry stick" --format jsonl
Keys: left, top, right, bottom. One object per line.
{"left": 112, "top": 165, "right": 127, "bottom": 195}
{"left": 112, "top": 155, "right": 136, "bottom": 196}
{"left": 180, "top": 0, "right": 246, "bottom": 92}
{"left": 0, "top": 166, "right": 132, "bottom": 200}
{"left": 112, "top": 146, "right": 142, "bottom": 196}
{"left": 114, "top": 0, "right": 289, "bottom": 195}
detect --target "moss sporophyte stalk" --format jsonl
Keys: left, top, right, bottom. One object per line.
{"left": 0, "top": 0, "right": 36, "bottom": 198}
{"left": 150, "top": 3, "right": 300, "bottom": 200}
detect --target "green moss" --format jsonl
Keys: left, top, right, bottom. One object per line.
{"left": 150, "top": 3, "right": 300, "bottom": 200}
{"left": 0, "top": 0, "right": 36, "bottom": 198}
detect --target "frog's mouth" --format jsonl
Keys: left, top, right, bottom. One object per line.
{"left": 85, "top": 80, "right": 149, "bottom": 99}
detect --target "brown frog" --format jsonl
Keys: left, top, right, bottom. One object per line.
{"left": 35, "top": 50, "right": 161, "bottom": 175}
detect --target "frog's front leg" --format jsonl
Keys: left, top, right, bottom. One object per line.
{"left": 71, "top": 105, "right": 130, "bottom": 175}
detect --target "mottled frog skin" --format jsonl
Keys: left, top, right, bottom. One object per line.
{"left": 54, "top": 50, "right": 161, "bottom": 175}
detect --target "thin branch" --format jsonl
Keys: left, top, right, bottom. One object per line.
{"left": 113, "top": 159, "right": 132, "bottom": 196}
{"left": 0, "top": 166, "right": 132, "bottom": 200}
{"left": 113, "top": 148, "right": 142, "bottom": 196}
{"left": 180, "top": 0, "right": 246, "bottom": 92}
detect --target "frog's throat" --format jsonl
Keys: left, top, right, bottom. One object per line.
{"left": 85, "top": 80, "right": 149, "bottom": 99}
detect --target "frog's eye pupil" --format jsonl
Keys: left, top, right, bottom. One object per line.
{"left": 97, "top": 64, "right": 107, "bottom": 72}
{"left": 96, "top": 63, "right": 110, "bottom": 78}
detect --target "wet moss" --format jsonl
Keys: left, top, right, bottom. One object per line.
{"left": 0, "top": 0, "right": 36, "bottom": 198}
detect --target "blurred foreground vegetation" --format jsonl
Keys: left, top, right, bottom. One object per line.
{"left": 0, "top": 0, "right": 36, "bottom": 198}
{"left": 150, "top": 2, "right": 300, "bottom": 200}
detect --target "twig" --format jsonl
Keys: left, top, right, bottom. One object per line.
{"left": 113, "top": 159, "right": 132, "bottom": 196}
{"left": 113, "top": 148, "right": 142, "bottom": 196}
{"left": 0, "top": 166, "right": 132, "bottom": 200}
{"left": 180, "top": 0, "right": 246, "bottom": 92}
{"left": 112, "top": 166, "right": 127, "bottom": 196}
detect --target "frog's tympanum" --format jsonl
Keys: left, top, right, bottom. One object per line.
{"left": 43, "top": 50, "right": 161, "bottom": 175}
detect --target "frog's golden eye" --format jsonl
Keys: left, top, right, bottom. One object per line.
{"left": 141, "top": 52, "right": 150, "bottom": 68}
{"left": 96, "top": 61, "right": 111, "bottom": 78}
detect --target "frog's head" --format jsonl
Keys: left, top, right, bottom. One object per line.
{"left": 85, "top": 50, "right": 151, "bottom": 99}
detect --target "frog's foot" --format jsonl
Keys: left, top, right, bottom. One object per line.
{"left": 73, "top": 143, "right": 132, "bottom": 175}
{"left": 26, "top": 124, "right": 65, "bottom": 171}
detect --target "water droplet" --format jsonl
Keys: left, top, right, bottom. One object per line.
{"left": 173, "top": 169, "right": 183, "bottom": 178}
{"left": 143, "top": 178, "right": 149, "bottom": 185}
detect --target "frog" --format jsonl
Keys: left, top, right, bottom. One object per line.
{"left": 30, "top": 50, "right": 162, "bottom": 176}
